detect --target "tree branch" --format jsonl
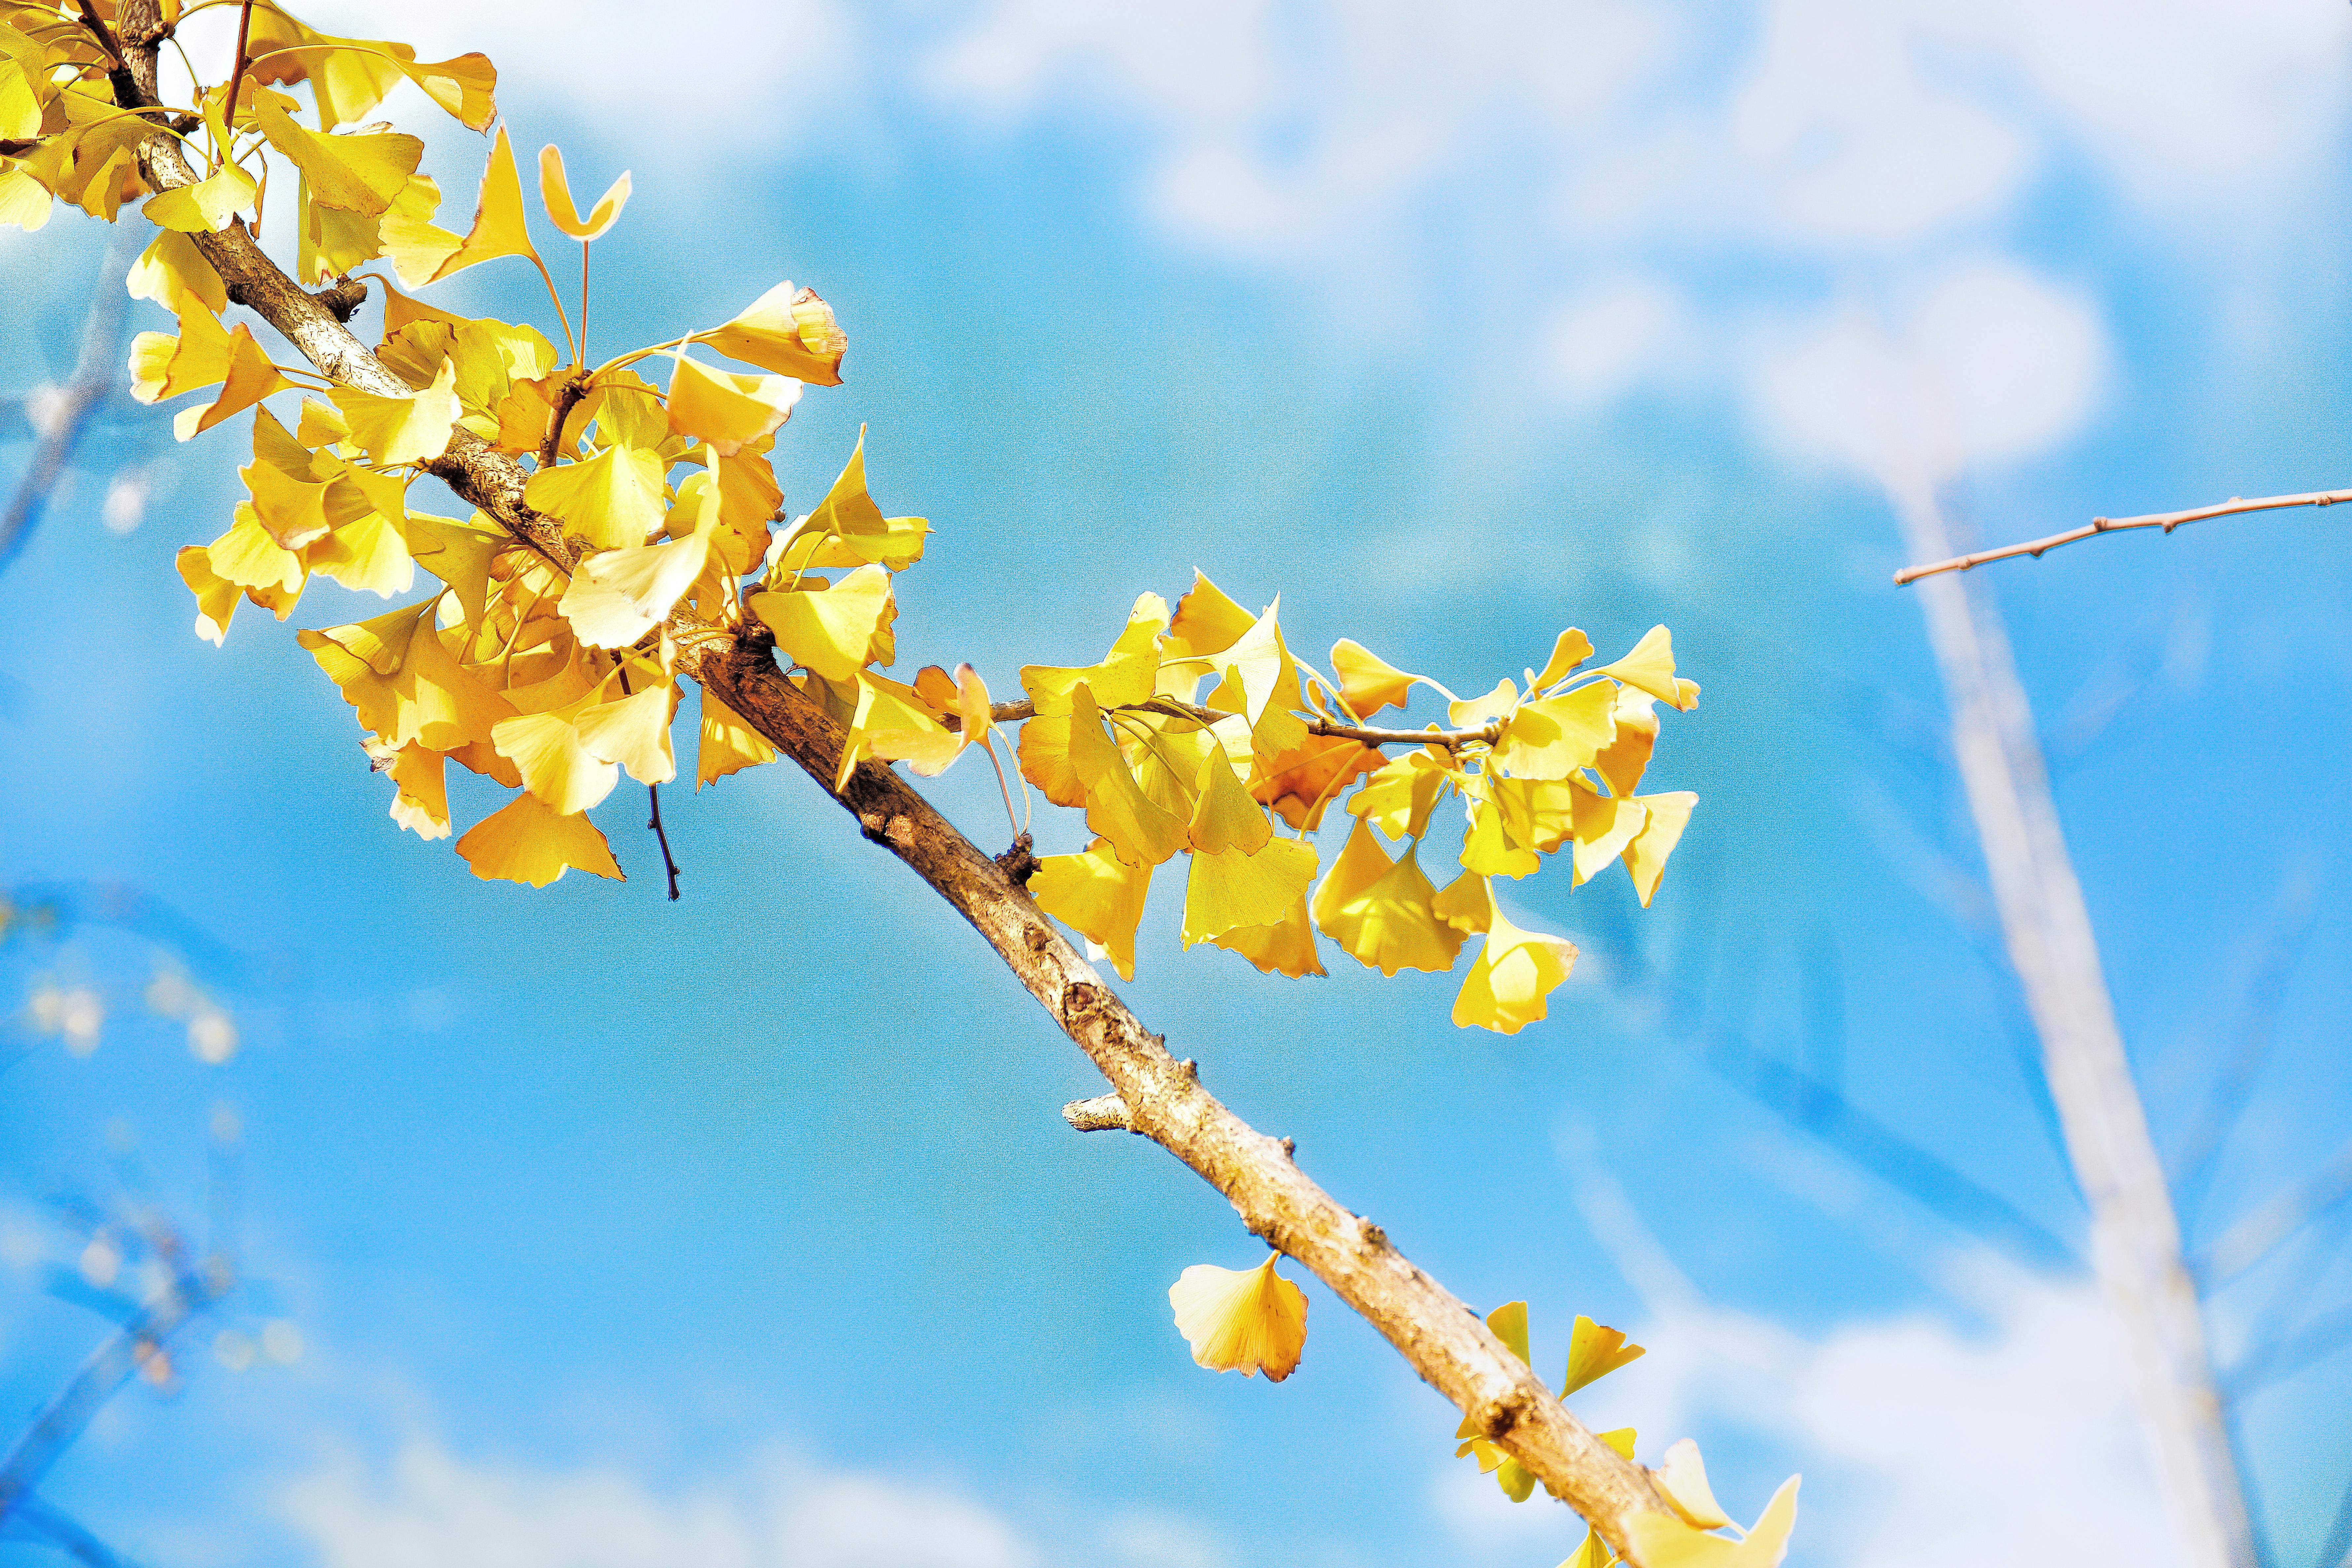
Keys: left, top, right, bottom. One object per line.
{"left": 103, "top": 12, "right": 1674, "bottom": 1552}
{"left": 981, "top": 697, "right": 1496, "bottom": 751}
{"left": 0, "top": 226, "right": 140, "bottom": 575}
{"left": 1892, "top": 487, "right": 2352, "bottom": 586}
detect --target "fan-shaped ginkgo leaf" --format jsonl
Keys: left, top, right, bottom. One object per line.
{"left": 251, "top": 95, "right": 422, "bottom": 216}
{"left": 1310, "top": 821, "right": 1461, "bottom": 977}
{"left": 1599, "top": 625, "right": 1701, "bottom": 712}
{"left": 428, "top": 124, "right": 539, "bottom": 281}
{"left": 665, "top": 351, "right": 799, "bottom": 457}
{"left": 537, "top": 144, "right": 630, "bottom": 240}
{"left": 1623, "top": 1477, "right": 1800, "bottom": 1568}
{"left": 1168, "top": 1254, "right": 1307, "bottom": 1381}
{"left": 1621, "top": 791, "right": 1697, "bottom": 906}
{"left": 1452, "top": 907, "right": 1576, "bottom": 1035}
{"left": 1210, "top": 894, "right": 1325, "bottom": 977}
{"left": 524, "top": 440, "right": 666, "bottom": 551}
{"left": 560, "top": 500, "right": 719, "bottom": 649}
{"left": 1032, "top": 836, "right": 1154, "bottom": 982}
{"left": 574, "top": 682, "right": 676, "bottom": 785}
{"left": 749, "top": 563, "right": 897, "bottom": 683}
{"left": 1188, "top": 746, "right": 1272, "bottom": 856}
{"left": 1562, "top": 1314, "right": 1646, "bottom": 1397}
{"left": 703, "top": 279, "right": 846, "bottom": 386}
{"left": 1182, "top": 836, "right": 1317, "bottom": 946}
{"left": 697, "top": 694, "right": 777, "bottom": 788}
{"left": 331, "top": 357, "right": 461, "bottom": 466}
{"left": 1655, "top": 1439, "right": 1734, "bottom": 1530}
{"left": 1534, "top": 627, "right": 1596, "bottom": 691}
{"left": 455, "top": 792, "right": 623, "bottom": 887}
{"left": 1331, "top": 637, "right": 1420, "bottom": 716}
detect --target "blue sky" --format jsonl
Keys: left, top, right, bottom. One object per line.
{"left": 6, "top": 4, "right": 2352, "bottom": 1566}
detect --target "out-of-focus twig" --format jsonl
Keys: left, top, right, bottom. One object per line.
{"left": 1893, "top": 486, "right": 2352, "bottom": 585}
{"left": 0, "top": 226, "right": 142, "bottom": 575}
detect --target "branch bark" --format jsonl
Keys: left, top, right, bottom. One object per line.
{"left": 1892, "top": 485, "right": 2352, "bottom": 585}
{"left": 102, "top": 8, "right": 1675, "bottom": 1557}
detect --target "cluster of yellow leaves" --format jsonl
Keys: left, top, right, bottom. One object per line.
{"left": 1022, "top": 580, "right": 1699, "bottom": 1034}
{"left": 11, "top": 1, "right": 890, "bottom": 884}
{"left": 1450, "top": 1303, "right": 1798, "bottom": 1568}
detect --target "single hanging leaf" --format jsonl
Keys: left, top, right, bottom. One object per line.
{"left": 1348, "top": 749, "right": 1450, "bottom": 842}
{"left": 1459, "top": 787, "right": 1540, "bottom": 880}
{"left": 1654, "top": 1439, "right": 1733, "bottom": 1530}
{"left": 382, "top": 744, "right": 450, "bottom": 839}
{"left": 455, "top": 792, "right": 624, "bottom": 887}
{"left": 428, "top": 124, "right": 540, "bottom": 282}
{"left": 1330, "top": 638, "right": 1421, "bottom": 716}
{"left": 1209, "top": 895, "right": 1325, "bottom": 978}
{"left": 1623, "top": 1477, "right": 1800, "bottom": 1568}
{"left": 141, "top": 159, "right": 256, "bottom": 233}
{"left": 491, "top": 702, "right": 620, "bottom": 815}
{"left": 1448, "top": 676, "right": 1519, "bottom": 730}
{"left": 704, "top": 279, "right": 846, "bottom": 386}
{"left": 176, "top": 546, "right": 241, "bottom": 645}
{"left": 1181, "top": 837, "right": 1317, "bottom": 945}
{"left": 128, "top": 287, "right": 230, "bottom": 404}
{"left": 1620, "top": 791, "right": 1697, "bottom": 905}
{"left": 174, "top": 328, "right": 292, "bottom": 442}
{"left": 835, "top": 671, "right": 954, "bottom": 788}
{"left": 1031, "top": 836, "right": 1154, "bottom": 982}
{"left": 537, "top": 144, "right": 630, "bottom": 239}
{"left": 666, "top": 351, "right": 800, "bottom": 457}
{"left": 1593, "top": 686, "right": 1662, "bottom": 797}
{"left": 127, "top": 228, "right": 227, "bottom": 313}
{"left": 1188, "top": 746, "right": 1272, "bottom": 856}
{"left": 1561, "top": 1314, "right": 1645, "bottom": 1397}
{"left": 1021, "top": 592, "right": 1168, "bottom": 714}
{"left": 1598, "top": 625, "right": 1700, "bottom": 711}
{"left": 1452, "top": 907, "right": 1576, "bottom": 1035}
{"left": 1564, "top": 784, "right": 1648, "bottom": 885}
{"left": 1164, "top": 570, "right": 1257, "bottom": 661}
{"left": 698, "top": 693, "right": 777, "bottom": 788}
{"left": 1309, "top": 821, "right": 1462, "bottom": 977}
{"left": 1167, "top": 1255, "right": 1307, "bottom": 1381}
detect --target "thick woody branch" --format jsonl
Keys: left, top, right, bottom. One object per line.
{"left": 102, "top": 13, "right": 1672, "bottom": 1554}
{"left": 1893, "top": 486, "right": 2352, "bottom": 585}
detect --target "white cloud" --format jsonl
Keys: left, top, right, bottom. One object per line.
{"left": 1742, "top": 258, "right": 2107, "bottom": 489}
{"left": 1544, "top": 276, "right": 1692, "bottom": 409}
{"left": 282, "top": 1443, "right": 1038, "bottom": 1568}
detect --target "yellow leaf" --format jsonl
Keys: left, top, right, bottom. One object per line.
{"left": 1593, "top": 687, "right": 1661, "bottom": 797}
{"left": 560, "top": 492, "right": 720, "bottom": 649}
{"left": 1599, "top": 625, "right": 1700, "bottom": 712}
{"left": 836, "top": 671, "right": 954, "bottom": 789}
{"left": 1561, "top": 1314, "right": 1645, "bottom": 1397}
{"left": 141, "top": 160, "right": 255, "bottom": 232}
{"left": 1068, "top": 685, "right": 1188, "bottom": 869}
{"left": 525, "top": 440, "right": 666, "bottom": 551}
{"left": 0, "top": 166, "right": 50, "bottom": 232}
{"left": 129, "top": 288, "right": 231, "bottom": 400}
{"left": 1210, "top": 599, "right": 1307, "bottom": 757}
{"left": 537, "top": 144, "right": 629, "bottom": 240}
{"left": 1448, "top": 676, "right": 1519, "bottom": 730}
{"left": 492, "top": 702, "right": 619, "bottom": 814}
{"left": 175, "top": 546, "right": 240, "bottom": 646}
{"left": 250, "top": 95, "right": 420, "bottom": 216}
{"left": 380, "top": 174, "right": 465, "bottom": 287}
{"left": 173, "top": 327, "right": 291, "bottom": 443}
{"left": 1182, "top": 836, "right": 1317, "bottom": 945}
{"left": 575, "top": 682, "right": 676, "bottom": 785}
{"left": 126, "top": 228, "right": 225, "bottom": 313}
{"left": 704, "top": 279, "right": 846, "bottom": 386}
{"left": 1431, "top": 870, "right": 1492, "bottom": 936}
{"left": 1560, "top": 1529, "right": 1615, "bottom": 1568}
{"left": 1168, "top": 1255, "right": 1307, "bottom": 1381}
{"left": 1310, "top": 820, "right": 1463, "bottom": 976}
{"left": 1251, "top": 734, "right": 1380, "bottom": 831}
{"left": 665, "top": 351, "right": 799, "bottom": 457}
{"left": 382, "top": 744, "right": 450, "bottom": 839}
{"left": 428, "top": 124, "right": 540, "bottom": 282}
{"left": 1621, "top": 791, "right": 1697, "bottom": 906}
{"left": 1032, "top": 836, "right": 1153, "bottom": 982}
{"left": 1655, "top": 1439, "right": 1733, "bottom": 1531}
{"left": 1561, "top": 785, "right": 1648, "bottom": 884}
{"left": 1022, "top": 593, "right": 1168, "bottom": 715}
{"left": 697, "top": 692, "right": 776, "bottom": 788}
{"left": 1330, "top": 638, "right": 1420, "bottom": 717}
{"left": 1209, "top": 894, "right": 1325, "bottom": 977}
{"left": 1163, "top": 570, "right": 1257, "bottom": 662}
{"left": 332, "top": 356, "right": 460, "bottom": 466}
{"left": 241, "top": 459, "right": 332, "bottom": 550}
{"left": 206, "top": 508, "right": 305, "bottom": 599}
{"left": 1460, "top": 787, "right": 1540, "bottom": 880}
{"left": 1452, "top": 907, "right": 1576, "bottom": 1034}
{"left": 1534, "top": 627, "right": 1595, "bottom": 691}
{"left": 749, "top": 563, "right": 898, "bottom": 683}
{"left": 0, "top": 56, "right": 40, "bottom": 141}
{"left": 455, "top": 792, "right": 624, "bottom": 887}
{"left": 1491, "top": 681, "right": 1617, "bottom": 780}
{"left": 309, "top": 512, "right": 416, "bottom": 597}
{"left": 1348, "top": 749, "right": 1450, "bottom": 841}
{"left": 1188, "top": 746, "right": 1271, "bottom": 855}
{"left": 400, "top": 511, "right": 502, "bottom": 628}
{"left": 1623, "top": 1477, "right": 1800, "bottom": 1568}
{"left": 766, "top": 428, "right": 928, "bottom": 572}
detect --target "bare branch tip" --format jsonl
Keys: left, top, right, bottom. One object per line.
{"left": 1061, "top": 1093, "right": 1133, "bottom": 1133}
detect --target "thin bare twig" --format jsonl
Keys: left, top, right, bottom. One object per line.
{"left": 647, "top": 783, "right": 680, "bottom": 901}
{"left": 1893, "top": 487, "right": 2352, "bottom": 586}
{"left": 2196, "top": 1136, "right": 2352, "bottom": 1290}
{"left": 980, "top": 697, "right": 1495, "bottom": 751}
